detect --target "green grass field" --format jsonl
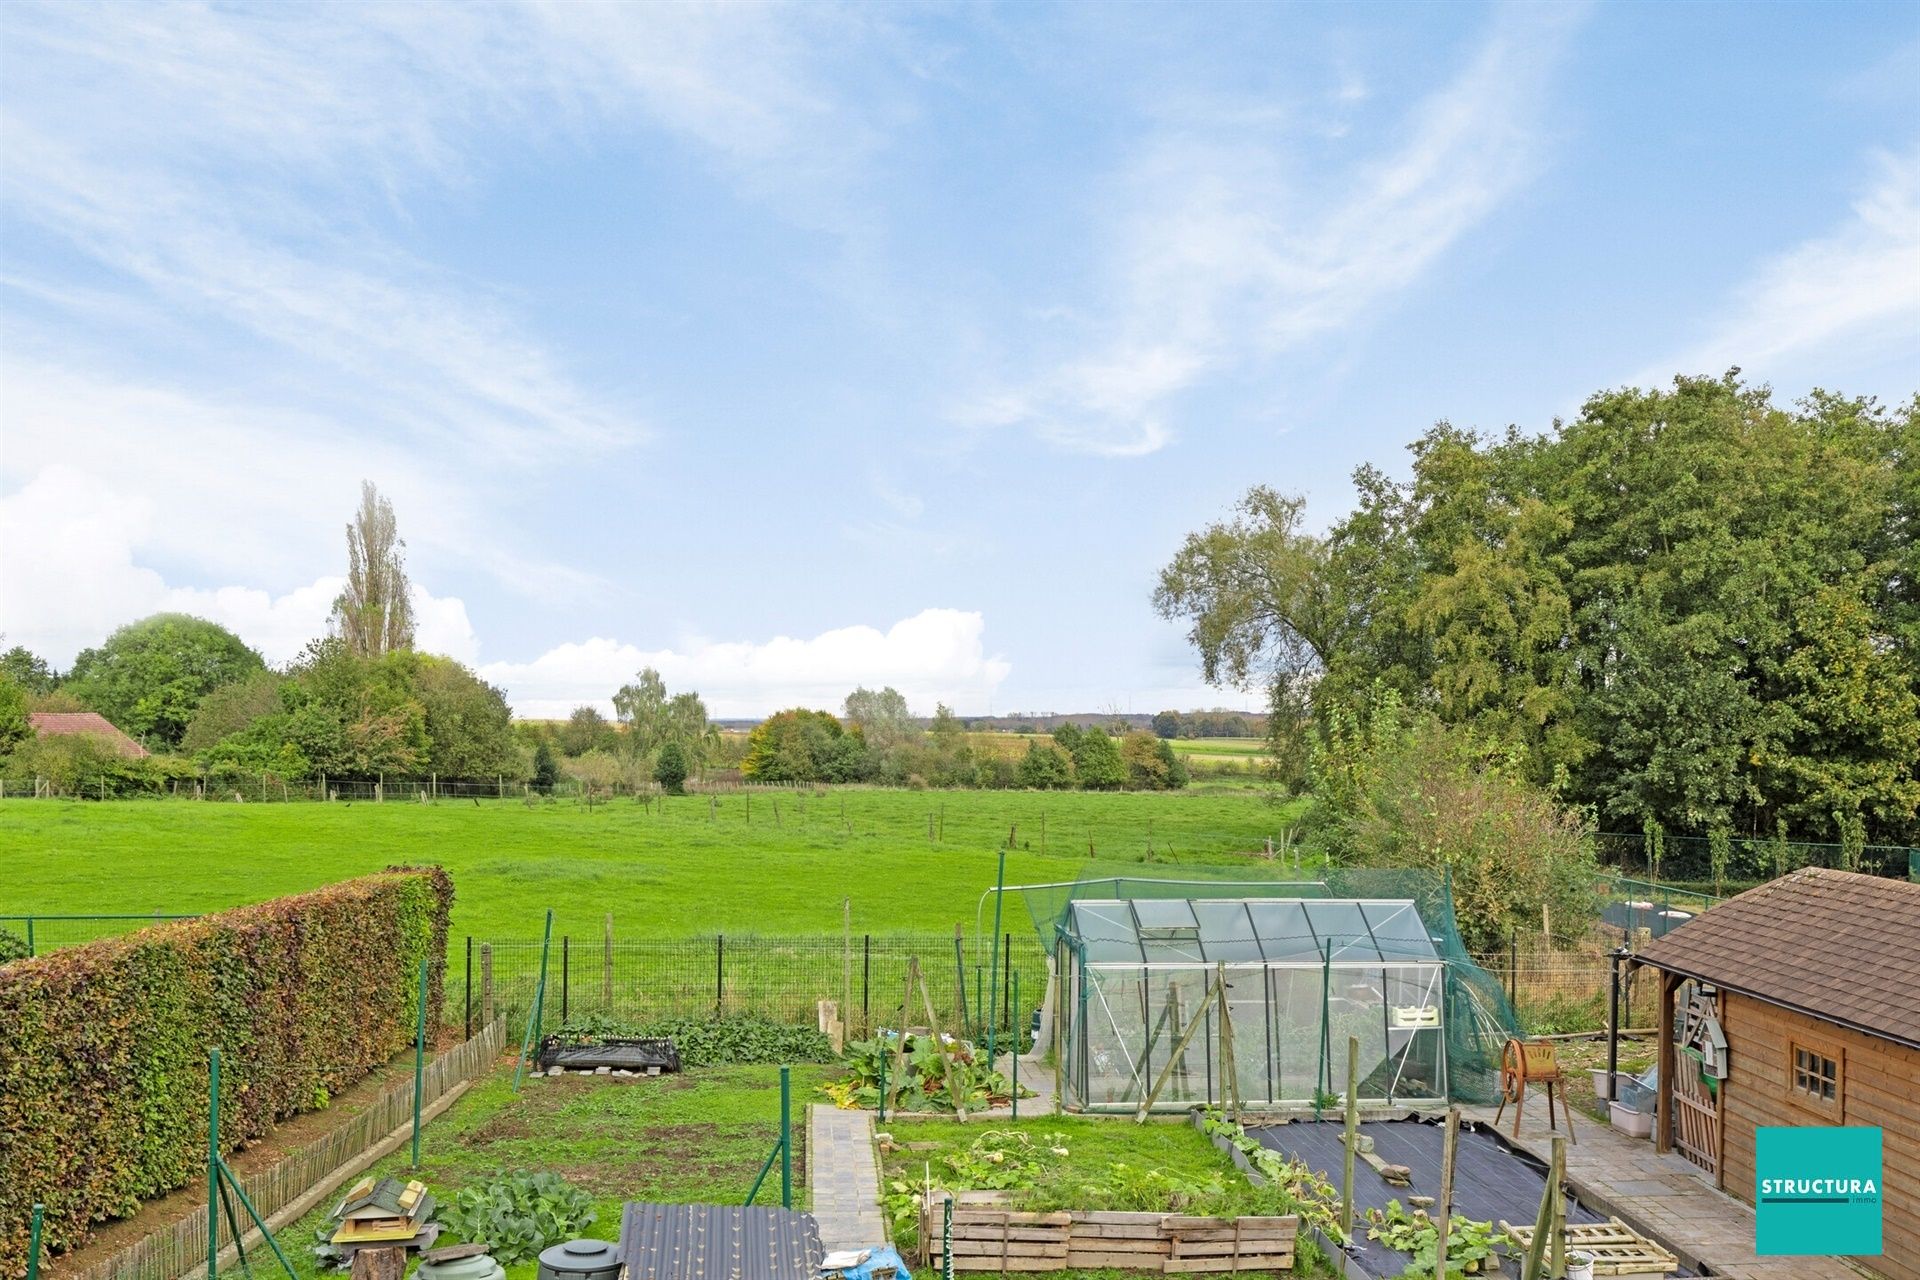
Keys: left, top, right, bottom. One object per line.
{"left": 0, "top": 788, "right": 1307, "bottom": 946}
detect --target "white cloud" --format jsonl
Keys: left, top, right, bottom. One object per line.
{"left": 0, "top": 465, "right": 477, "bottom": 667}
{"left": 479, "top": 609, "right": 1011, "bottom": 719}
{"left": 1650, "top": 146, "right": 1920, "bottom": 385}
{"left": 958, "top": 5, "right": 1585, "bottom": 457}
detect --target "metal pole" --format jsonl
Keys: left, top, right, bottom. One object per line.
{"left": 1002, "top": 933, "right": 1012, "bottom": 1035}
{"left": 986, "top": 848, "right": 1007, "bottom": 1066}
{"left": 412, "top": 954, "right": 428, "bottom": 1167}
{"left": 208, "top": 1048, "right": 221, "bottom": 1280}
{"left": 877, "top": 1036, "right": 888, "bottom": 1123}
{"left": 1607, "top": 947, "right": 1627, "bottom": 1104}
{"left": 1011, "top": 970, "right": 1020, "bottom": 1121}
{"left": 464, "top": 936, "right": 473, "bottom": 1039}
{"left": 1340, "top": 1035, "right": 1358, "bottom": 1243}
{"left": 513, "top": 910, "right": 554, "bottom": 1091}
{"left": 862, "top": 935, "right": 871, "bottom": 1034}
{"left": 562, "top": 935, "right": 570, "bottom": 1024}
{"left": 780, "top": 1065, "right": 792, "bottom": 1209}
{"left": 716, "top": 934, "right": 724, "bottom": 1016}
{"left": 25, "top": 917, "right": 33, "bottom": 956}
{"left": 28, "top": 1203, "right": 43, "bottom": 1280}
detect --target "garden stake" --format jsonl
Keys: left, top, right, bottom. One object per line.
{"left": 1340, "top": 1036, "right": 1358, "bottom": 1243}
{"left": 512, "top": 909, "right": 554, "bottom": 1091}
{"left": 1435, "top": 1107, "right": 1459, "bottom": 1273}
{"left": 878, "top": 1036, "right": 888, "bottom": 1123}
{"left": 412, "top": 953, "right": 428, "bottom": 1167}
{"left": 1519, "top": 1135, "right": 1560, "bottom": 1280}
{"left": 986, "top": 848, "right": 1006, "bottom": 1067}
{"left": 27, "top": 1203, "right": 42, "bottom": 1280}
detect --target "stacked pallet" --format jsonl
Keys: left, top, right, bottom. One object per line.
{"left": 922, "top": 1199, "right": 1298, "bottom": 1273}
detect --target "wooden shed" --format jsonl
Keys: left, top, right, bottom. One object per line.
{"left": 1628, "top": 868, "right": 1920, "bottom": 1279}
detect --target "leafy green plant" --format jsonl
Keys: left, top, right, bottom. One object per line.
{"left": 1198, "top": 1110, "right": 1345, "bottom": 1245}
{"left": 552, "top": 1013, "right": 835, "bottom": 1065}
{"left": 827, "top": 1033, "right": 1030, "bottom": 1114}
{"left": 0, "top": 928, "right": 29, "bottom": 966}
{"left": 436, "top": 1172, "right": 595, "bottom": 1265}
{"left": 881, "top": 1128, "right": 1297, "bottom": 1250}
{"left": 1364, "top": 1199, "right": 1497, "bottom": 1277}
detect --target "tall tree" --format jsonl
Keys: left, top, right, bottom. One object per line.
{"left": 64, "top": 613, "right": 265, "bottom": 749}
{"left": 612, "top": 667, "right": 668, "bottom": 757}
{"left": 0, "top": 645, "right": 58, "bottom": 694}
{"left": 331, "top": 481, "right": 415, "bottom": 658}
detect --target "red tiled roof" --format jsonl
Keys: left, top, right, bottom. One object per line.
{"left": 1633, "top": 867, "right": 1920, "bottom": 1049}
{"left": 28, "top": 711, "right": 150, "bottom": 758}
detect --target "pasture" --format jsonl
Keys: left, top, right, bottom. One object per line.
{"left": 0, "top": 787, "right": 1306, "bottom": 946}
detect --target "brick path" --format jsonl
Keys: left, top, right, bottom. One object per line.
{"left": 809, "top": 1104, "right": 887, "bottom": 1253}
{"left": 1463, "top": 1104, "right": 1867, "bottom": 1279}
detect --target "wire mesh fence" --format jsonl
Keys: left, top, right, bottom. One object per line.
{"left": 453, "top": 932, "right": 1053, "bottom": 1045}
{"left": 0, "top": 913, "right": 201, "bottom": 955}
{"left": 1595, "top": 829, "right": 1917, "bottom": 883}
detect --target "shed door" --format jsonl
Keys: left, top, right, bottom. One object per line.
{"left": 1671, "top": 983, "right": 1721, "bottom": 1180}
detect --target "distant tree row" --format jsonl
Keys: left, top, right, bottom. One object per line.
{"left": 1149, "top": 709, "right": 1257, "bottom": 739}
{"left": 732, "top": 694, "right": 1188, "bottom": 791}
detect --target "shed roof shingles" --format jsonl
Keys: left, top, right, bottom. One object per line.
{"left": 1634, "top": 868, "right": 1920, "bottom": 1048}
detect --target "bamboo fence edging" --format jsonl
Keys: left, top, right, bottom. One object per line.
{"left": 61, "top": 1020, "right": 506, "bottom": 1280}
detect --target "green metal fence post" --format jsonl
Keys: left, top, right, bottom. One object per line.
{"left": 25, "top": 917, "right": 34, "bottom": 956}
{"left": 27, "top": 1203, "right": 43, "bottom": 1280}
{"left": 780, "top": 1065, "right": 792, "bottom": 1209}
{"left": 513, "top": 910, "right": 554, "bottom": 1091}
{"left": 986, "top": 849, "right": 1007, "bottom": 1067}
{"left": 208, "top": 1048, "right": 221, "bottom": 1280}
{"left": 1011, "top": 970, "right": 1020, "bottom": 1121}
{"left": 412, "top": 953, "right": 428, "bottom": 1166}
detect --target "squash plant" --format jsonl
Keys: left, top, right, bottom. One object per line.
{"left": 1363, "top": 1200, "right": 1498, "bottom": 1277}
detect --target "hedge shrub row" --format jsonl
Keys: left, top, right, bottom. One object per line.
{"left": 0, "top": 866, "right": 453, "bottom": 1277}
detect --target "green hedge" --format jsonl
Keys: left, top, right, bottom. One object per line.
{"left": 0, "top": 866, "right": 453, "bottom": 1276}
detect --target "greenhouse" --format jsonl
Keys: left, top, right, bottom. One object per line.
{"left": 1055, "top": 895, "right": 1475, "bottom": 1113}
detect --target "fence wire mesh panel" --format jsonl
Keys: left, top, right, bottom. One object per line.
{"left": 0, "top": 913, "right": 201, "bottom": 956}
{"left": 458, "top": 933, "right": 1049, "bottom": 1041}
{"left": 1594, "top": 830, "right": 1916, "bottom": 882}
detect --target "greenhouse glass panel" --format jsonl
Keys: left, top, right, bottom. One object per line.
{"left": 1059, "top": 896, "right": 1457, "bottom": 1111}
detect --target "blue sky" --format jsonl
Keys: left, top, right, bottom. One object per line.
{"left": 2, "top": 1, "right": 1916, "bottom": 719}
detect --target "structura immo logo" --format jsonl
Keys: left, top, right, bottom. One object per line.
{"left": 1755, "top": 1127, "right": 1881, "bottom": 1256}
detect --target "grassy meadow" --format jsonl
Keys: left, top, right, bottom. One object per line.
{"left": 0, "top": 787, "right": 1307, "bottom": 947}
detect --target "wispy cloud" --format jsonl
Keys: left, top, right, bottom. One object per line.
{"left": 956, "top": 5, "right": 1586, "bottom": 457}
{"left": 1651, "top": 145, "right": 1920, "bottom": 385}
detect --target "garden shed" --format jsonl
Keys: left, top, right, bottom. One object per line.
{"left": 1055, "top": 894, "right": 1487, "bottom": 1112}
{"left": 1627, "top": 868, "right": 1920, "bottom": 1280}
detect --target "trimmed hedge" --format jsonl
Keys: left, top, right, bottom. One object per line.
{"left": 0, "top": 866, "right": 453, "bottom": 1276}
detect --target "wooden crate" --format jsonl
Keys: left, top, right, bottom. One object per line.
{"left": 1498, "top": 1217, "right": 1678, "bottom": 1275}
{"left": 923, "top": 1201, "right": 1298, "bottom": 1274}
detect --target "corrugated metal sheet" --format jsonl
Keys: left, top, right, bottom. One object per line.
{"left": 619, "top": 1204, "right": 823, "bottom": 1280}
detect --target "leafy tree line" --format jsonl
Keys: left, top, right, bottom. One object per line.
{"left": 1149, "top": 710, "right": 1259, "bottom": 739}
{"left": 735, "top": 692, "right": 1188, "bottom": 791}
{"left": 0, "top": 483, "right": 537, "bottom": 790}
{"left": 1156, "top": 373, "right": 1920, "bottom": 847}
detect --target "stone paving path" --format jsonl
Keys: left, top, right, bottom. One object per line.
{"left": 809, "top": 1103, "right": 888, "bottom": 1253}
{"left": 1463, "top": 1104, "right": 1868, "bottom": 1280}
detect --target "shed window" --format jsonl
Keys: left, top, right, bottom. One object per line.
{"left": 1789, "top": 1041, "right": 1842, "bottom": 1112}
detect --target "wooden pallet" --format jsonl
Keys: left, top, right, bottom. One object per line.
{"left": 1497, "top": 1217, "right": 1679, "bottom": 1274}
{"left": 925, "top": 1203, "right": 1298, "bottom": 1274}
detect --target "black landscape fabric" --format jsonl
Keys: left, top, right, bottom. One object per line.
{"left": 1253, "top": 1119, "right": 1694, "bottom": 1277}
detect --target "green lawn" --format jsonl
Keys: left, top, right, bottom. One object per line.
{"left": 278, "top": 1062, "right": 833, "bottom": 1280}
{"left": 0, "top": 788, "right": 1306, "bottom": 946}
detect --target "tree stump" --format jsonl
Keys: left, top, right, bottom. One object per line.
{"left": 351, "top": 1246, "right": 406, "bottom": 1280}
